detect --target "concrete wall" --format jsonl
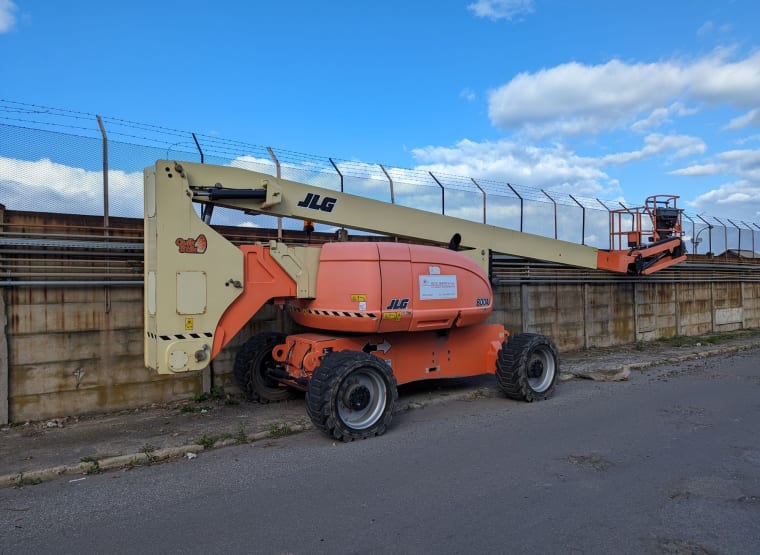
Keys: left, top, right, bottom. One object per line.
{"left": 4, "top": 284, "right": 290, "bottom": 423}
{"left": 4, "top": 278, "right": 760, "bottom": 423}
{"left": 489, "top": 280, "right": 760, "bottom": 349}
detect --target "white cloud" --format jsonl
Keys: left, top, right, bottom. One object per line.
{"left": 672, "top": 148, "right": 760, "bottom": 178}
{"left": 602, "top": 134, "right": 706, "bottom": 165}
{"left": 725, "top": 108, "right": 760, "bottom": 130}
{"left": 688, "top": 50, "right": 760, "bottom": 106}
{"left": 411, "top": 138, "right": 616, "bottom": 197}
{"left": 631, "top": 102, "right": 697, "bottom": 133}
{"left": 488, "top": 50, "right": 760, "bottom": 138}
{"left": 467, "top": 0, "right": 533, "bottom": 21}
{"left": 488, "top": 59, "right": 684, "bottom": 137}
{"left": 0, "top": 0, "right": 17, "bottom": 33}
{"left": 690, "top": 180, "right": 760, "bottom": 221}
{"left": 411, "top": 133, "right": 709, "bottom": 200}
{"left": 669, "top": 163, "right": 721, "bottom": 177}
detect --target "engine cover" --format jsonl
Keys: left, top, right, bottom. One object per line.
{"left": 287, "top": 242, "right": 493, "bottom": 333}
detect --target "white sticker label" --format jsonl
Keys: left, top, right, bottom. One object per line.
{"left": 359, "top": 301, "right": 367, "bottom": 311}
{"left": 429, "top": 266, "right": 441, "bottom": 275}
{"left": 419, "top": 275, "right": 458, "bottom": 300}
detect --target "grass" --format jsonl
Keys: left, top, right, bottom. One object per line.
{"left": 141, "top": 443, "right": 158, "bottom": 464}
{"left": 195, "top": 432, "right": 216, "bottom": 449}
{"left": 267, "top": 423, "right": 292, "bottom": 439}
{"left": 85, "top": 461, "right": 101, "bottom": 475}
{"left": 180, "top": 404, "right": 211, "bottom": 414}
{"left": 235, "top": 422, "right": 249, "bottom": 444}
{"left": 191, "top": 386, "right": 227, "bottom": 404}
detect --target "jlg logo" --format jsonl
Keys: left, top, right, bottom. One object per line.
{"left": 386, "top": 298, "right": 409, "bottom": 310}
{"left": 297, "top": 193, "right": 337, "bottom": 213}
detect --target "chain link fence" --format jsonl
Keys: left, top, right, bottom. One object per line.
{"left": 2, "top": 100, "right": 758, "bottom": 255}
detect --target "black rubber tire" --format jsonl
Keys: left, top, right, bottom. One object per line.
{"left": 306, "top": 350, "right": 398, "bottom": 441}
{"left": 496, "top": 332, "right": 559, "bottom": 402}
{"left": 233, "top": 332, "right": 297, "bottom": 403}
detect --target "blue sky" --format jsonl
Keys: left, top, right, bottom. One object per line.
{"left": 1, "top": 0, "right": 760, "bottom": 233}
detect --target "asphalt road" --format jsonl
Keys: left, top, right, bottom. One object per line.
{"left": 2, "top": 349, "right": 759, "bottom": 554}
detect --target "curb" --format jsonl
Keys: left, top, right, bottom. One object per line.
{"left": 3, "top": 341, "right": 757, "bottom": 490}
{"left": 0, "top": 387, "right": 485, "bottom": 490}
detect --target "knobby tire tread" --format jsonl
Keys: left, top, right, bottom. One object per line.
{"left": 306, "top": 350, "right": 398, "bottom": 442}
{"left": 496, "top": 332, "right": 559, "bottom": 402}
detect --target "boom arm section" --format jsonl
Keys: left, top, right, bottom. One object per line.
{"left": 173, "top": 160, "right": 686, "bottom": 275}
{"left": 170, "top": 160, "right": 601, "bottom": 271}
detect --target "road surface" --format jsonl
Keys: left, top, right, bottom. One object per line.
{"left": 2, "top": 348, "right": 759, "bottom": 554}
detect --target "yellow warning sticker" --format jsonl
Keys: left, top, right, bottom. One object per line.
{"left": 185, "top": 318, "right": 194, "bottom": 331}
{"left": 382, "top": 312, "right": 402, "bottom": 321}
{"left": 351, "top": 294, "right": 367, "bottom": 302}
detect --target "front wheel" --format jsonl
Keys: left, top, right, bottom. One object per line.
{"left": 496, "top": 333, "right": 559, "bottom": 401}
{"left": 306, "top": 351, "right": 398, "bottom": 441}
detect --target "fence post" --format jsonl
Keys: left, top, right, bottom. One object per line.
{"left": 507, "top": 184, "right": 523, "bottom": 232}
{"left": 429, "top": 172, "right": 445, "bottom": 215}
{"left": 192, "top": 132, "right": 205, "bottom": 163}
{"left": 471, "top": 178, "right": 486, "bottom": 224}
{"left": 568, "top": 194, "right": 586, "bottom": 245}
{"left": 96, "top": 116, "right": 109, "bottom": 230}
{"left": 727, "top": 219, "right": 742, "bottom": 255}
{"left": 682, "top": 214, "right": 695, "bottom": 254}
{"left": 379, "top": 165, "right": 395, "bottom": 204}
{"left": 541, "top": 189, "right": 558, "bottom": 239}
{"left": 596, "top": 198, "right": 612, "bottom": 250}
{"left": 329, "top": 158, "right": 344, "bottom": 192}
{"left": 266, "top": 147, "right": 283, "bottom": 240}
{"left": 713, "top": 217, "right": 729, "bottom": 259}
{"left": 696, "top": 214, "right": 713, "bottom": 256}
{"left": 96, "top": 116, "right": 111, "bottom": 313}
{"left": 741, "top": 222, "right": 755, "bottom": 257}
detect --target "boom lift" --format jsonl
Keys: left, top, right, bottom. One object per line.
{"left": 144, "top": 161, "right": 686, "bottom": 440}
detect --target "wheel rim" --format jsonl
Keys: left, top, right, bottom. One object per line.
{"left": 526, "top": 345, "right": 556, "bottom": 393}
{"left": 337, "top": 368, "right": 387, "bottom": 430}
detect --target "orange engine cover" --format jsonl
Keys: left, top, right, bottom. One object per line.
{"left": 287, "top": 242, "right": 493, "bottom": 334}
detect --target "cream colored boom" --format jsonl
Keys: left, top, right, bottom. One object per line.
{"left": 168, "top": 160, "right": 600, "bottom": 271}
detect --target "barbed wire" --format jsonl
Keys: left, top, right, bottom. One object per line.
{"left": 1, "top": 99, "right": 758, "bottom": 253}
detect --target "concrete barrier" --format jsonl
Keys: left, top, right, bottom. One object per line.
{"left": 2, "top": 209, "right": 759, "bottom": 423}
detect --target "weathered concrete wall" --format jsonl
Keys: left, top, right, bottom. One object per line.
{"left": 490, "top": 280, "right": 759, "bottom": 350}
{"left": 744, "top": 282, "right": 760, "bottom": 328}
{"left": 5, "top": 279, "right": 760, "bottom": 423}
{"left": 7, "top": 286, "right": 196, "bottom": 422}
{"left": 5, "top": 284, "right": 290, "bottom": 423}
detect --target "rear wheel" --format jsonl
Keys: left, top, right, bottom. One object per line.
{"left": 306, "top": 350, "right": 398, "bottom": 441}
{"left": 233, "top": 332, "right": 297, "bottom": 403}
{"left": 496, "top": 333, "right": 559, "bottom": 401}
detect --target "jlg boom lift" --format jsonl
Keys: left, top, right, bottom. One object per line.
{"left": 144, "top": 161, "right": 686, "bottom": 441}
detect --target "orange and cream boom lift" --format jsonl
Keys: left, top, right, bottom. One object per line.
{"left": 144, "top": 161, "right": 686, "bottom": 440}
